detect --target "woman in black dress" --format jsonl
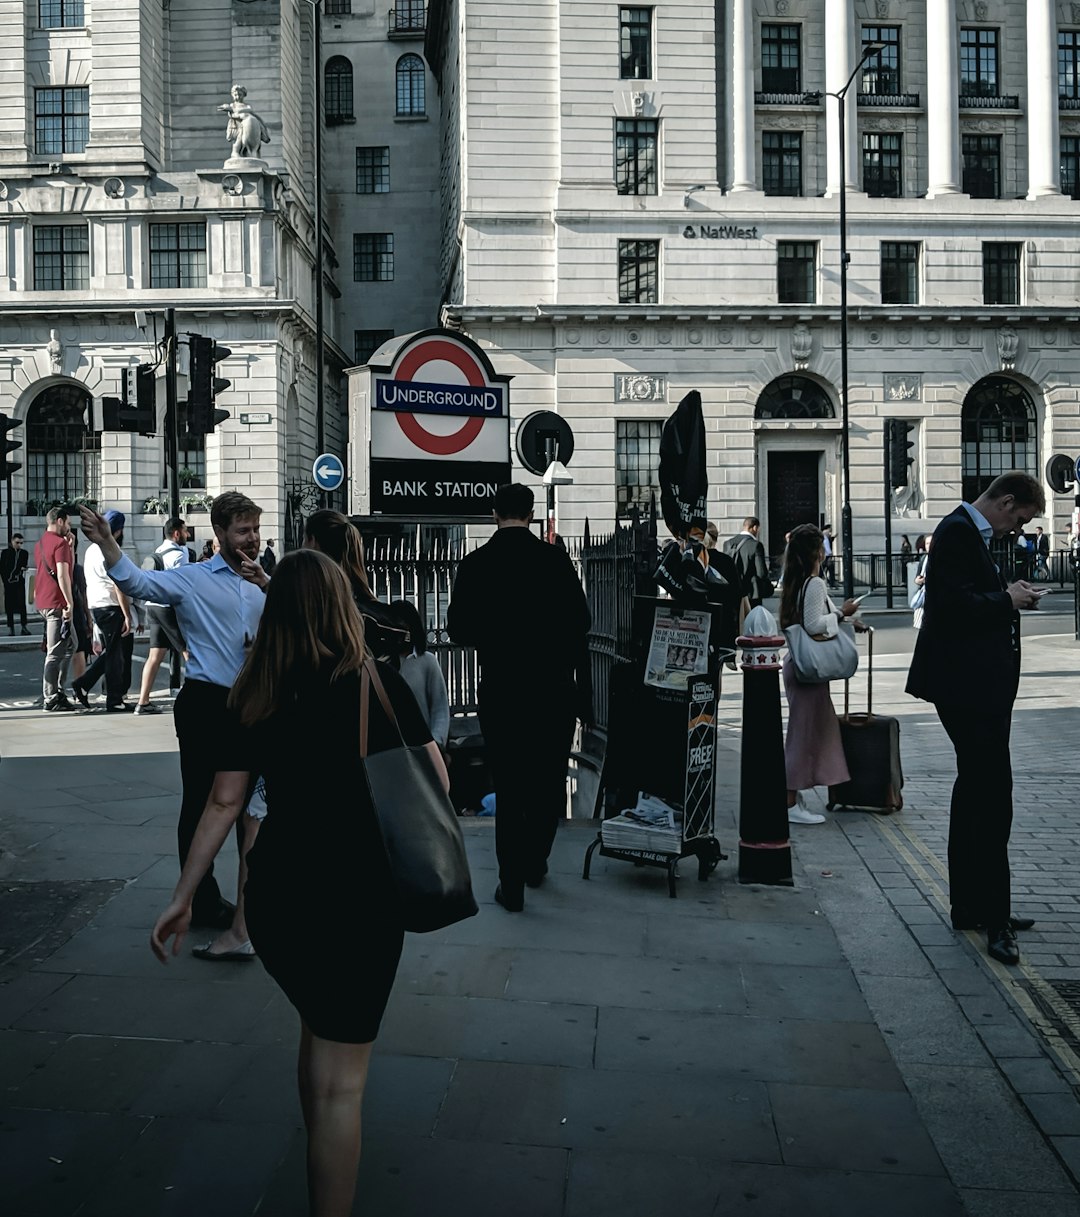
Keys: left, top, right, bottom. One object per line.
{"left": 151, "top": 549, "right": 446, "bottom": 1217}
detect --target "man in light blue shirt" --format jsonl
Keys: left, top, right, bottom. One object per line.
{"left": 80, "top": 492, "right": 268, "bottom": 929}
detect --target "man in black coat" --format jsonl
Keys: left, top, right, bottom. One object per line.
{"left": 906, "top": 472, "right": 1045, "bottom": 965}
{"left": 0, "top": 533, "right": 30, "bottom": 635}
{"left": 723, "top": 516, "right": 774, "bottom": 607}
{"left": 448, "top": 483, "right": 592, "bottom": 912}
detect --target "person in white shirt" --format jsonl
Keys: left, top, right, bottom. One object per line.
{"left": 72, "top": 510, "right": 134, "bottom": 711}
{"left": 134, "top": 517, "right": 190, "bottom": 716}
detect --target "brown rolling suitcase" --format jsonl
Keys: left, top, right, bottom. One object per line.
{"left": 827, "top": 628, "right": 903, "bottom": 813}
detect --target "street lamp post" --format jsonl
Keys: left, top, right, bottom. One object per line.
{"left": 301, "top": 0, "right": 327, "bottom": 506}
{"left": 824, "top": 43, "right": 884, "bottom": 601}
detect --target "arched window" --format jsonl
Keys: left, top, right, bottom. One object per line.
{"left": 325, "top": 56, "right": 354, "bottom": 124}
{"left": 755, "top": 375, "right": 835, "bottom": 420}
{"left": 961, "top": 376, "right": 1037, "bottom": 502}
{"left": 26, "top": 383, "right": 98, "bottom": 513}
{"left": 396, "top": 54, "right": 426, "bottom": 116}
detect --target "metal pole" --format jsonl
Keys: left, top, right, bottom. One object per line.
{"left": 313, "top": 0, "right": 326, "bottom": 509}
{"left": 838, "top": 88, "right": 854, "bottom": 602}
{"left": 545, "top": 436, "right": 556, "bottom": 544}
{"left": 5, "top": 474, "right": 12, "bottom": 545}
{"left": 165, "top": 308, "right": 180, "bottom": 519}
{"left": 883, "top": 420, "right": 894, "bottom": 609}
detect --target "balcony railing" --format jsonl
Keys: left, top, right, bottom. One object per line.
{"left": 959, "top": 93, "right": 1019, "bottom": 109}
{"left": 857, "top": 91, "right": 920, "bottom": 107}
{"left": 388, "top": 5, "right": 426, "bottom": 35}
{"left": 754, "top": 91, "right": 822, "bottom": 106}
{"left": 1061, "top": 96, "right": 1080, "bottom": 110}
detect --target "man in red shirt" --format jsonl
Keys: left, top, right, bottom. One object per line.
{"left": 34, "top": 506, "right": 76, "bottom": 712}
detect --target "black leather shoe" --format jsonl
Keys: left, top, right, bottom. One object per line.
{"left": 524, "top": 862, "right": 548, "bottom": 889}
{"left": 494, "top": 884, "right": 524, "bottom": 913}
{"left": 70, "top": 682, "right": 90, "bottom": 709}
{"left": 1009, "top": 915, "right": 1035, "bottom": 932}
{"left": 191, "top": 898, "right": 237, "bottom": 930}
{"left": 986, "top": 927, "right": 1020, "bottom": 965}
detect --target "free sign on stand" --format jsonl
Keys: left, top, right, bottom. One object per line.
{"left": 368, "top": 329, "right": 511, "bottom": 518}
{"left": 313, "top": 453, "right": 345, "bottom": 493}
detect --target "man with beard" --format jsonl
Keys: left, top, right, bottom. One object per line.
{"left": 79, "top": 493, "right": 268, "bottom": 930}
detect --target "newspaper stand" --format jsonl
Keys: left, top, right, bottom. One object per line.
{"left": 582, "top": 598, "right": 727, "bottom": 897}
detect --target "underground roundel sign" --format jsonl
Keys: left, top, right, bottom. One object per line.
{"left": 369, "top": 329, "right": 511, "bottom": 518}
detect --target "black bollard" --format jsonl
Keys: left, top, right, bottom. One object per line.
{"left": 736, "top": 631, "right": 794, "bottom": 886}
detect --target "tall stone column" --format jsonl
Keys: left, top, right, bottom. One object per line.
{"left": 728, "top": 0, "right": 756, "bottom": 191}
{"left": 1027, "top": 0, "right": 1060, "bottom": 198}
{"left": 926, "top": 0, "right": 961, "bottom": 196}
{"left": 825, "top": 0, "right": 858, "bottom": 195}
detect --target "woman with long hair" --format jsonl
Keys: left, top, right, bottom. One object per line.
{"left": 303, "top": 510, "right": 407, "bottom": 661}
{"left": 779, "top": 524, "right": 865, "bottom": 825}
{"left": 151, "top": 550, "right": 447, "bottom": 1217}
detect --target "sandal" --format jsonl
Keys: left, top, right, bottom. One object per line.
{"left": 191, "top": 940, "right": 257, "bottom": 962}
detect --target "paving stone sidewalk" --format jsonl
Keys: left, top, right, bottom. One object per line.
{"left": 2, "top": 662, "right": 1080, "bottom": 1216}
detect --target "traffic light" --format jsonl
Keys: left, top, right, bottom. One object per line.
{"left": 0, "top": 412, "right": 22, "bottom": 479}
{"left": 188, "top": 335, "right": 232, "bottom": 434}
{"left": 887, "top": 419, "right": 916, "bottom": 490}
{"left": 102, "top": 365, "right": 156, "bottom": 434}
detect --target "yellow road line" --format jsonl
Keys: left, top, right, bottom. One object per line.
{"left": 874, "top": 814, "right": 1080, "bottom": 1087}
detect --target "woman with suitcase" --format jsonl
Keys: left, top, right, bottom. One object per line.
{"left": 779, "top": 525, "right": 866, "bottom": 825}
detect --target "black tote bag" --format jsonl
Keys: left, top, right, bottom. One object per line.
{"left": 359, "top": 659, "right": 478, "bottom": 933}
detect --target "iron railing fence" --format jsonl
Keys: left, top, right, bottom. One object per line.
{"left": 825, "top": 546, "right": 1074, "bottom": 594}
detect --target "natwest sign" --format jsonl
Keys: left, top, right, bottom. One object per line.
{"left": 367, "top": 329, "right": 511, "bottom": 518}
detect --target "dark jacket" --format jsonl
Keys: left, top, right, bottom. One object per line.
{"left": 0, "top": 545, "right": 28, "bottom": 585}
{"left": 447, "top": 526, "right": 592, "bottom": 719}
{"left": 723, "top": 532, "right": 774, "bottom": 602}
{"left": 905, "top": 506, "right": 1020, "bottom": 712}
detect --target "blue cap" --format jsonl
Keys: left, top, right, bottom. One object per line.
{"left": 104, "top": 510, "right": 126, "bottom": 533}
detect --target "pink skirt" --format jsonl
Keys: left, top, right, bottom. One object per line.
{"left": 782, "top": 655, "right": 850, "bottom": 791}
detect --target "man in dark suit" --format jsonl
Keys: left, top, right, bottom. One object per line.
{"left": 723, "top": 516, "right": 774, "bottom": 607}
{"left": 448, "top": 483, "right": 592, "bottom": 912}
{"left": 906, "top": 472, "right": 1045, "bottom": 965}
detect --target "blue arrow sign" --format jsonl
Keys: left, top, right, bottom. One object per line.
{"left": 313, "top": 453, "right": 345, "bottom": 492}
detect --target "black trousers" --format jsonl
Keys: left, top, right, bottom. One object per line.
{"left": 480, "top": 699, "right": 576, "bottom": 890}
{"left": 173, "top": 679, "right": 244, "bottom": 917}
{"left": 81, "top": 606, "right": 128, "bottom": 706}
{"left": 4, "top": 581, "right": 26, "bottom": 629}
{"left": 936, "top": 701, "right": 1015, "bottom": 928}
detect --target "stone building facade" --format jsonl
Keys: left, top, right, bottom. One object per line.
{"left": 421, "top": 0, "right": 1080, "bottom": 555}
{"left": 0, "top": 0, "right": 343, "bottom": 556}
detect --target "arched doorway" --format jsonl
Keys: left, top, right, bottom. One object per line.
{"left": 961, "top": 376, "right": 1037, "bottom": 503}
{"left": 756, "top": 376, "right": 836, "bottom": 556}
{"left": 25, "top": 383, "right": 98, "bottom": 514}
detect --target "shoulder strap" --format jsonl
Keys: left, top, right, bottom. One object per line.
{"left": 359, "top": 658, "right": 404, "bottom": 758}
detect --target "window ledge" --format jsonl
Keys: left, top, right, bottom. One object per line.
{"left": 326, "top": 116, "right": 356, "bottom": 127}
{"left": 394, "top": 114, "right": 429, "bottom": 123}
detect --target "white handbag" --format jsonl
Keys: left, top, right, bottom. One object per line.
{"left": 783, "top": 584, "right": 859, "bottom": 683}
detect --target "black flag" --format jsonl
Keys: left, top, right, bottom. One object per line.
{"left": 658, "top": 390, "right": 707, "bottom": 537}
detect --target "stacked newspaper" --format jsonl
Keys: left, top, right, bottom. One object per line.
{"left": 601, "top": 792, "right": 682, "bottom": 854}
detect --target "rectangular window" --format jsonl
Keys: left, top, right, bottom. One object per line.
{"left": 761, "top": 24, "right": 801, "bottom": 94}
{"left": 1062, "top": 136, "right": 1080, "bottom": 199}
{"left": 148, "top": 223, "right": 207, "bottom": 289}
{"left": 619, "top": 8, "right": 652, "bottom": 80}
{"left": 617, "top": 239, "right": 659, "bottom": 304}
{"left": 880, "top": 242, "right": 919, "bottom": 305}
{"left": 960, "top": 27, "right": 999, "bottom": 97}
{"left": 614, "top": 118, "right": 658, "bottom": 195}
{"left": 1060, "top": 30, "right": 1080, "bottom": 101}
{"left": 777, "top": 241, "right": 816, "bottom": 304}
{"left": 34, "top": 87, "right": 89, "bottom": 155}
{"left": 962, "top": 133, "right": 1001, "bottom": 198}
{"left": 324, "top": 0, "right": 351, "bottom": 13}
{"left": 39, "top": 0, "right": 84, "bottom": 27}
{"left": 616, "top": 420, "right": 662, "bottom": 517}
{"left": 354, "top": 329, "right": 395, "bottom": 365}
{"left": 762, "top": 131, "right": 802, "bottom": 196}
{"left": 356, "top": 146, "right": 390, "bottom": 194}
{"left": 863, "top": 132, "right": 902, "bottom": 197}
{"left": 353, "top": 233, "right": 394, "bottom": 281}
{"left": 33, "top": 224, "right": 89, "bottom": 291}
{"left": 861, "top": 26, "right": 901, "bottom": 95}
{"left": 983, "top": 242, "right": 1021, "bottom": 306}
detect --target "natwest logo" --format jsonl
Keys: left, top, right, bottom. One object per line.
{"left": 682, "top": 223, "right": 761, "bottom": 240}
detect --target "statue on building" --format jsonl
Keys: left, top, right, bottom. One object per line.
{"left": 47, "top": 329, "right": 63, "bottom": 374}
{"left": 218, "top": 85, "right": 271, "bottom": 163}
{"left": 997, "top": 324, "right": 1019, "bottom": 371}
{"left": 790, "top": 323, "right": 812, "bottom": 370}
